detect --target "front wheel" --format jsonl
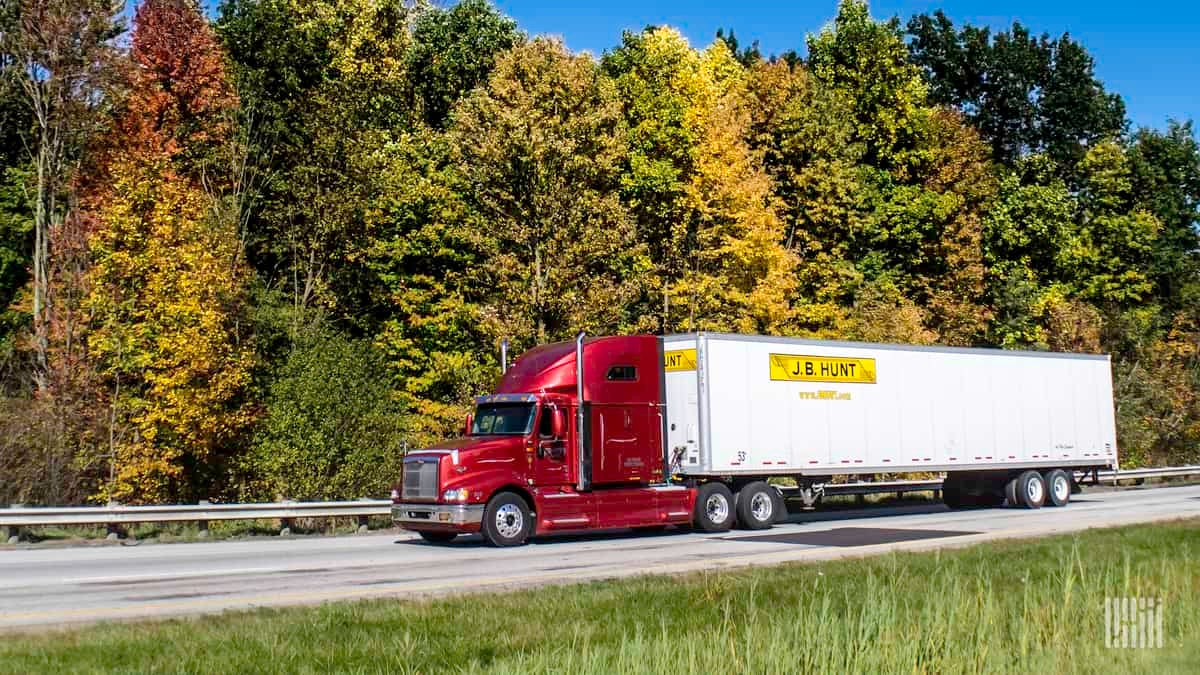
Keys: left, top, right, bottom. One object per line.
{"left": 482, "top": 491, "right": 532, "bottom": 547}
{"left": 693, "top": 482, "right": 735, "bottom": 532}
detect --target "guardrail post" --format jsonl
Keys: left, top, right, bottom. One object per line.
{"left": 105, "top": 500, "right": 126, "bottom": 541}
{"left": 197, "top": 500, "right": 210, "bottom": 538}
{"left": 356, "top": 515, "right": 369, "bottom": 534}
{"left": 6, "top": 504, "right": 22, "bottom": 544}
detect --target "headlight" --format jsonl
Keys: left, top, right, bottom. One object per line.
{"left": 442, "top": 488, "right": 469, "bottom": 502}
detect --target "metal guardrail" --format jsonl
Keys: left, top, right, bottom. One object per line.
{"left": 3, "top": 465, "right": 1198, "bottom": 542}
{"left": 1096, "top": 465, "right": 1200, "bottom": 481}
{"left": 1, "top": 499, "right": 392, "bottom": 543}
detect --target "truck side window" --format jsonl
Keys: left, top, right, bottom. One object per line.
{"left": 538, "top": 406, "right": 554, "bottom": 438}
{"left": 606, "top": 365, "right": 637, "bottom": 381}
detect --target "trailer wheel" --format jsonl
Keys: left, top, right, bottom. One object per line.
{"left": 694, "top": 483, "right": 735, "bottom": 532}
{"left": 1043, "top": 469, "right": 1071, "bottom": 507}
{"left": 482, "top": 491, "right": 532, "bottom": 547}
{"left": 735, "top": 482, "right": 779, "bottom": 530}
{"left": 418, "top": 531, "right": 457, "bottom": 544}
{"left": 1004, "top": 476, "right": 1020, "bottom": 507}
{"left": 1015, "top": 470, "right": 1046, "bottom": 509}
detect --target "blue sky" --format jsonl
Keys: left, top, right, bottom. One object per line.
{"left": 492, "top": 1, "right": 1197, "bottom": 131}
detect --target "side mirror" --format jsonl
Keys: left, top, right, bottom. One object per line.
{"left": 551, "top": 408, "right": 566, "bottom": 438}
{"left": 464, "top": 412, "right": 474, "bottom": 436}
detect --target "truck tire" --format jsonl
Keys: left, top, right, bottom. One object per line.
{"left": 1004, "top": 475, "right": 1020, "bottom": 507}
{"left": 482, "top": 491, "right": 532, "bottom": 547}
{"left": 418, "top": 531, "right": 457, "bottom": 544}
{"left": 1014, "top": 470, "right": 1046, "bottom": 509}
{"left": 1043, "top": 469, "right": 1071, "bottom": 507}
{"left": 735, "top": 482, "right": 779, "bottom": 530}
{"left": 694, "top": 482, "right": 735, "bottom": 532}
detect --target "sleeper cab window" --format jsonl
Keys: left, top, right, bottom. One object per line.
{"left": 606, "top": 365, "right": 637, "bottom": 382}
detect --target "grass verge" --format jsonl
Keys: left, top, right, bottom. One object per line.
{"left": 2, "top": 519, "right": 1198, "bottom": 673}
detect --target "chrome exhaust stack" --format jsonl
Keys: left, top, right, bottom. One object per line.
{"left": 575, "top": 332, "right": 590, "bottom": 491}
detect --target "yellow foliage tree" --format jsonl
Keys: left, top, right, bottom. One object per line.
{"left": 672, "top": 43, "right": 799, "bottom": 334}
{"left": 89, "top": 161, "right": 253, "bottom": 502}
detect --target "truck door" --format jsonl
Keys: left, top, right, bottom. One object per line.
{"left": 532, "top": 404, "right": 570, "bottom": 486}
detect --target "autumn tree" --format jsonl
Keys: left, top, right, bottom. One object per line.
{"left": 670, "top": 42, "right": 798, "bottom": 334}
{"left": 86, "top": 0, "right": 251, "bottom": 503}
{"left": 603, "top": 28, "right": 797, "bottom": 333}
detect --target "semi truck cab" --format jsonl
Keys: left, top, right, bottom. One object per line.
{"left": 391, "top": 334, "right": 701, "bottom": 546}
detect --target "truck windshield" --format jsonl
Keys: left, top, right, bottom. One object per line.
{"left": 471, "top": 403, "right": 535, "bottom": 436}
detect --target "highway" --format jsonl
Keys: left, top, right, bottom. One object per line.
{"left": 2, "top": 484, "right": 1198, "bottom": 630}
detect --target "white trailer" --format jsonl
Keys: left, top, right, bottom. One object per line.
{"left": 662, "top": 333, "right": 1117, "bottom": 510}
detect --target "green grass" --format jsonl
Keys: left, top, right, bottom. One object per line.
{"left": 3, "top": 520, "right": 1199, "bottom": 674}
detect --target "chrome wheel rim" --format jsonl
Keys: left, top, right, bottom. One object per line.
{"left": 750, "top": 491, "right": 774, "bottom": 522}
{"left": 706, "top": 493, "right": 729, "bottom": 525}
{"left": 1053, "top": 475, "right": 1069, "bottom": 502}
{"left": 495, "top": 503, "right": 524, "bottom": 539}
{"left": 1027, "top": 477, "right": 1044, "bottom": 504}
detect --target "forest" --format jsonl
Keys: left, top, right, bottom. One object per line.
{"left": 0, "top": 0, "right": 1197, "bottom": 505}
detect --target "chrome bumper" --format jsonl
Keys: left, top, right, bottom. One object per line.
{"left": 391, "top": 503, "right": 485, "bottom": 527}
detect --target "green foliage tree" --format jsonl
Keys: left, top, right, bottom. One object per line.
{"left": 449, "top": 38, "right": 639, "bottom": 343}
{"left": 808, "top": 0, "right": 929, "bottom": 172}
{"left": 0, "top": 0, "right": 123, "bottom": 391}
{"left": 908, "top": 10, "right": 1125, "bottom": 168}
{"left": 1127, "top": 121, "right": 1200, "bottom": 312}
{"left": 745, "top": 60, "right": 863, "bottom": 334}
{"left": 407, "top": 0, "right": 521, "bottom": 129}
{"left": 244, "top": 330, "right": 407, "bottom": 501}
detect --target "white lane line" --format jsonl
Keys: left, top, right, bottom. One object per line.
{"left": 60, "top": 566, "right": 294, "bottom": 585}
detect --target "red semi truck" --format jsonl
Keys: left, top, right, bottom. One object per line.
{"left": 391, "top": 332, "right": 1118, "bottom": 546}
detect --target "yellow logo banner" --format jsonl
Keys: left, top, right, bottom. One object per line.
{"left": 769, "top": 354, "right": 876, "bottom": 384}
{"left": 663, "top": 349, "right": 697, "bottom": 372}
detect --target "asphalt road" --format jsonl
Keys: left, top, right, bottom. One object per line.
{"left": 2, "top": 484, "right": 1198, "bottom": 630}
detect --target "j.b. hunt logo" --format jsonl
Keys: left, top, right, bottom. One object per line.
{"left": 1105, "top": 597, "right": 1164, "bottom": 649}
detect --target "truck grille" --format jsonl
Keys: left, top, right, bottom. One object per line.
{"left": 402, "top": 458, "right": 439, "bottom": 501}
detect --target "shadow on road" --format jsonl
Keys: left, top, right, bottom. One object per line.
{"left": 397, "top": 526, "right": 696, "bottom": 548}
